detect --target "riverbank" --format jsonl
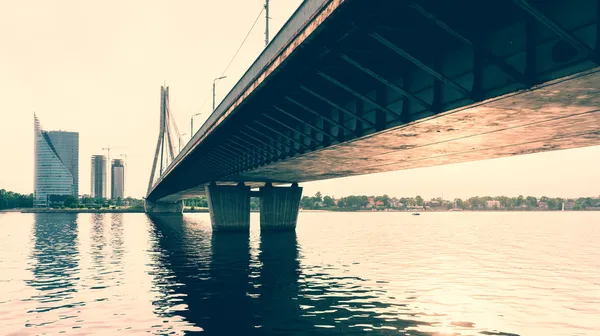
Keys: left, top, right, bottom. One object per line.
{"left": 20, "top": 208, "right": 145, "bottom": 213}
{"left": 7, "top": 208, "right": 600, "bottom": 214}
{"left": 18, "top": 208, "right": 211, "bottom": 214}
{"left": 301, "top": 208, "right": 600, "bottom": 212}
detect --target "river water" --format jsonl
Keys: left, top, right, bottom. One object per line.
{"left": 0, "top": 212, "right": 598, "bottom": 335}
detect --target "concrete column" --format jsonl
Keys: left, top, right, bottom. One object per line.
{"left": 260, "top": 183, "right": 303, "bottom": 231}
{"left": 205, "top": 182, "right": 251, "bottom": 232}
{"left": 144, "top": 200, "right": 184, "bottom": 214}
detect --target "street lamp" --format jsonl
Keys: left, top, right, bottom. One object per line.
{"left": 179, "top": 133, "right": 187, "bottom": 152}
{"left": 213, "top": 76, "right": 227, "bottom": 111}
{"left": 190, "top": 113, "right": 201, "bottom": 136}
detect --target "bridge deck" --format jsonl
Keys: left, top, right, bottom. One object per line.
{"left": 149, "top": 0, "right": 600, "bottom": 202}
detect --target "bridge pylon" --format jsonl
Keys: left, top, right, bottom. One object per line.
{"left": 145, "top": 85, "right": 184, "bottom": 213}
{"left": 147, "top": 85, "right": 182, "bottom": 194}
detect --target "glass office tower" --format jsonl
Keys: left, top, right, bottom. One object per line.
{"left": 34, "top": 115, "right": 79, "bottom": 207}
{"left": 91, "top": 155, "right": 107, "bottom": 199}
{"left": 111, "top": 159, "right": 125, "bottom": 199}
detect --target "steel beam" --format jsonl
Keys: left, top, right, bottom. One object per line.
{"left": 355, "top": 99, "right": 364, "bottom": 135}
{"left": 217, "top": 144, "right": 246, "bottom": 158}
{"left": 284, "top": 96, "right": 355, "bottom": 134}
{"left": 316, "top": 71, "right": 404, "bottom": 120}
{"left": 525, "top": 15, "right": 537, "bottom": 84}
{"left": 512, "top": 0, "right": 597, "bottom": 61}
{"left": 230, "top": 135, "right": 275, "bottom": 160}
{"left": 212, "top": 146, "right": 246, "bottom": 168}
{"left": 375, "top": 85, "right": 386, "bottom": 130}
{"left": 263, "top": 113, "right": 322, "bottom": 145}
{"left": 472, "top": 47, "right": 484, "bottom": 101}
{"left": 238, "top": 129, "right": 287, "bottom": 155}
{"left": 254, "top": 120, "right": 309, "bottom": 150}
{"left": 273, "top": 105, "right": 335, "bottom": 138}
{"left": 339, "top": 53, "right": 432, "bottom": 110}
{"left": 211, "top": 148, "right": 245, "bottom": 168}
{"left": 370, "top": 32, "right": 473, "bottom": 99}
{"left": 298, "top": 85, "right": 375, "bottom": 127}
{"left": 221, "top": 142, "right": 259, "bottom": 166}
{"left": 245, "top": 125, "right": 295, "bottom": 152}
{"left": 409, "top": 3, "right": 529, "bottom": 86}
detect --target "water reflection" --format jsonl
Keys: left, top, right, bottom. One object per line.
{"left": 146, "top": 215, "right": 427, "bottom": 335}
{"left": 89, "top": 214, "right": 107, "bottom": 290}
{"left": 25, "top": 213, "right": 82, "bottom": 325}
{"left": 2, "top": 212, "right": 597, "bottom": 335}
{"left": 146, "top": 214, "right": 211, "bottom": 334}
{"left": 109, "top": 214, "right": 125, "bottom": 286}
{"left": 256, "top": 232, "right": 304, "bottom": 334}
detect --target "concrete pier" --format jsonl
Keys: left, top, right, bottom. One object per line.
{"left": 259, "top": 183, "right": 303, "bottom": 231}
{"left": 144, "top": 200, "right": 184, "bottom": 213}
{"left": 205, "top": 182, "right": 251, "bottom": 232}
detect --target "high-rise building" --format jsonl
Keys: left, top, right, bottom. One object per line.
{"left": 34, "top": 115, "right": 79, "bottom": 207}
{"left": 91, "top": 155, "right": 107, "bottom": 199}
{"left": 111, "top": 159, "right": 125, "bottom": 199}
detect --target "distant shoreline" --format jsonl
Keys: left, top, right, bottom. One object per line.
{"left": 300, "top": 209, "right": 600, "bottom": 213}
{"left": 16, "top": 208, "right": 210, "bottom": 214}
{"left": 3, "top": 208, "right": 598, "bottom": 214}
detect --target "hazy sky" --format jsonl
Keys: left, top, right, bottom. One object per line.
{"left": 1, "top": 0, "right": 599, "bottom": 200}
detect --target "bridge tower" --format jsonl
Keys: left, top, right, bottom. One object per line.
{"left": 144, "top": 86, "right": 304, "bottom": 230}
{"left": 145, "top": 85, "right": 184, "bottom": 213}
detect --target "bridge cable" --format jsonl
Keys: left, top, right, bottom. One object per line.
{"left": 195, "top": 6, "right": 266, "bottom": 116}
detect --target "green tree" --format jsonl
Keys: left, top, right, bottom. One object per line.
{"left": 63, "top": 196, "right": 77, "bottom": 208}
{"left": 0, "top": 189, "right": 34, "bottom": 210}
{"left": 375, "top": 194, "right": 391, "bottom": 207}
{"left": 516, "top": 195, "right": 524, "bottom": 207}
{"left": 301, "top": 196, "right": 314, "bottom": 209}
{"left": 415, "top": 195, "right": 424, "bottom": 206}
{"left": 323, "top": 196, "right": 334, "bottom": 207}
{"left": 525, "top": 196, "right": 538, "bottom": 208}
{"left": 454, "top": 198, "right": 464, "bottom": 209}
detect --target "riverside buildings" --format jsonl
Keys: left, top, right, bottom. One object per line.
{"left": 91, "top": 155, "right": 107, "bottom": 199}
{"left": 111, "top": 159, "right": 125, "bottom": 199}
{"left": 33, "top": 115, "right": 79, "bottom": 207}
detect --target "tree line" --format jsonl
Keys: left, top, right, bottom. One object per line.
{"left": 299, "top": 192, "right": 600, "bottom": 211}
{"left": 0, "top": 189, "right": 145, "bottom": 210}
{"left": 0, "top": 189, "right": 33, "bottom": 210}
{"left": 2, "top": 188, "right": 599, "bottom": 211}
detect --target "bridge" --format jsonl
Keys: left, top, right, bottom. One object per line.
{"left": 145, "top": 0, "right": 600, "bottom": 231}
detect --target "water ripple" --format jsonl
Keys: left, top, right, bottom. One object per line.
{"left": 0, "top": 212, "right": 599, "bottom": 335}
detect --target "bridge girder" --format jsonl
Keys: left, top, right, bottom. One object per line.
{"left": 148, "top": 0, "right": 600, "bottom": 202}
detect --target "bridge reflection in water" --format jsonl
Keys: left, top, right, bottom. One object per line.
{"left": 146, "top": 214, "right": 426, "bottom": 335}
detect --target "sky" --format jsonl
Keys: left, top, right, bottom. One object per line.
{"left": 0, "top": 0, "right": 599, "bottom": 200}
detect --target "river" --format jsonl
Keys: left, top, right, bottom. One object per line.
{"left": 0, "top": 212, "right": 598, "bottom": 335}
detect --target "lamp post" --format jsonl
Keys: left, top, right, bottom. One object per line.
{"left": 179, "top": 133, "right": 187, "bottom": 152}
{"left": 190, "top": 113, "right": 201, "bottom": 136}
{"left": 213, "top": 76, "right": 227, "bottom": 111}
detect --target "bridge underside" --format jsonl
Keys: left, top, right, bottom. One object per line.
{"left": 149, "top": 0, "right": 600, "bottom": 203}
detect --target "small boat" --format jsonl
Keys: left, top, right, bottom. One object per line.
{"left": 412, "top": 212, "right": 420, "bottom": 216}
